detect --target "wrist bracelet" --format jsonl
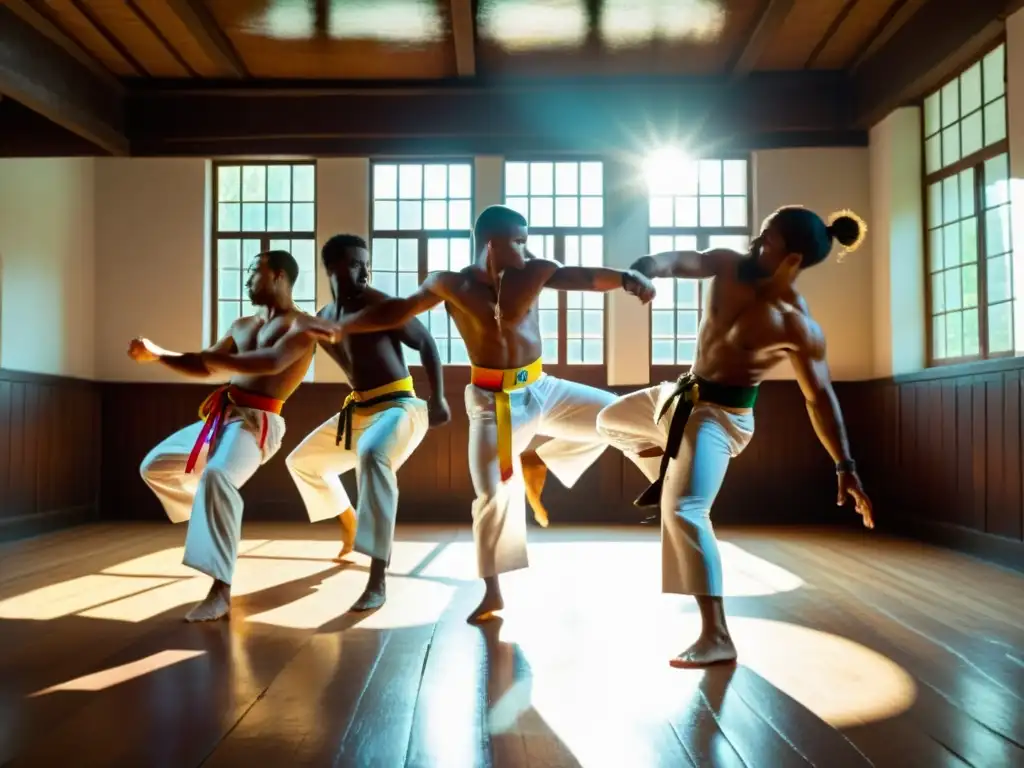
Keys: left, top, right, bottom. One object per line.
{"left": 836, "top": 458, "right": 856, "bottom": 474}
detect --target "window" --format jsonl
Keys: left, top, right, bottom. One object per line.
{"left": 646, "top": 157, "right": 750, "bottom": 366}
{"left": 505, "top": 160, "right": 605, "bottom": 365}
{"left": 213, "top": 162, "right": 317, "bottom": 380}
{"left": 370, "top": 161, "right": 473, "bottom": 364}
{"left": 923, "top": 43, "right": 1013, "bottom": 362}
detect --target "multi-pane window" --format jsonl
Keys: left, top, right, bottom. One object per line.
{"left": 923, "top": 43, "right": 1012, "bottom": 362}
{"left": 213, "top": 162, "right": 316, "bottom": 380}
{"left": 370, "top": 161, "right": 473, "bottom": 364}
{"left": 646, "top": 157, "right": 749, "bottom": 366}
{"left": 505, "top": 160, "right": 605, "bottom": 365}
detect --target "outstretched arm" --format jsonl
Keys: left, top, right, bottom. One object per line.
{"left": 538, "top": 261, "right": 656, "bottom": 303}
{"left": 398, "top": 317, "right": 450, "bottom": 425}
{"left": 334, "top": 274, "right": 448, "bottom": 337}
{"left": 787, "top": 315, "right": 874, "bottom": 527}
{"left": 201, "top": 327, "right": 316, "bottom": 375}
{"left": 127, "top": 331, "right": 237, "bottom": 378}
{"left": 630, "top": 248, "right": 741, "bottom": 280}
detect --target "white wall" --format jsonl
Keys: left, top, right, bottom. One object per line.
{"left": 753, "top": 148, "right": 875, "bottom": 380}
{"left": 869, "top": 109, "right": 926, "bottom": 377}
{"left": 1006, "top": 9, "right": 1024, "bottom": 354}
{"left": 0, "top": 158, "right": 96, "bottom": 379}
{"left": 94, "top": 158, "right": 208, "bottom": 382}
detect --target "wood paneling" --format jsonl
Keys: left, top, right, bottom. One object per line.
{"left": 0, "top": 369, "right": 101, "bottom": 541}
{"left": 854, "top": 359, "right": 1024, "bottom": 571}
{"left": 100, "top": 371, "right": 859, "bottom": 527}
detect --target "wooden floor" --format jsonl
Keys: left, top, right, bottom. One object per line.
{"left": 1, "top": 524, "right": 1023, "bottom": 767}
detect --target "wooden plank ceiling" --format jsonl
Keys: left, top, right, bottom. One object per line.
{"left": 18, "top": 0, "right": 927, "bottom": 80}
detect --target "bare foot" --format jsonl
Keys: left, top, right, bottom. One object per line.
{"left": 350, "top": 585, "right": 386, "bottom": 612}
{"left": 669, "top": 634, "right": 738, "bottom": 668}
{"left": 184, "top": 583, "right": 231, "bottom": 623}
{"left": 521, "top": 451, "right": 550, "bottom": 527}
{"left": 467, "top": 592, "right": 504, "bottom": 624}
{"left": 335, "top": 507, "right": 357, "bottom": 560}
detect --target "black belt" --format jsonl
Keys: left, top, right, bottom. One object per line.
{"left": 336, "top": 391, "right": 416, "bottom": 449}
{"left": 635, "top": 373, "right": 758, "bottom": 522}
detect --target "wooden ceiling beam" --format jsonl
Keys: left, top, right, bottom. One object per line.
{"left": 852, "top": 0, "right": 1015, "bottom": 127}
{"left": 847, "top": 0, "right": 917, "bottom": 71}
{"left": 163, "top": 0, "right": 247, "bottom": 78}
{"left": 125, "top": 72, "right": 862, "bottom": 156}
{"left": 449, "top": 0, "right": 476, "bottom": 77}
{"left": 0, "top": 5, "right": 126, "bottom": 154}
{"left": 4, "top": 0, "right": 121, "bottom": 88}
{"left": 804, "top": 0, "right": 858, "bottom": 69}
{"left": 731, "top": 0, "right": 797, "bottom": 76}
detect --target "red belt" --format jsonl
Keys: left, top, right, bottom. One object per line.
{"left": 185, "top": 385, "right": 285, "bottom": 473}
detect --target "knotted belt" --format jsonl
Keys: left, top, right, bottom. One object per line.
{"left": 634, "top": 373, "right": 759, "bottom": 512}
{"left": 470, "top": 357, "right": 543, "bottom": 482}
{"left": 185, "top": 384, "right": 284, "bottom": 473}
{"left": 336, "top": 376, "right": 416, "bottom": 449}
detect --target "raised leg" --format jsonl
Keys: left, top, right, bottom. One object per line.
{"left": 285, "top": 413, "right": 359, "bottom": 559}
{"left": 537, "top": 377, "right": 662, "bottom": 489}
{"left": 520, "top": 450, "right": 549, "bottom": 527}
{"left": 337, "top": 508, "right": 357, "bottom": 559}
{"left": 139, "top": 421, "right": 206, "bottom": 523}
{"left": 596, "top": 385, "right": 667, "bottom": 483}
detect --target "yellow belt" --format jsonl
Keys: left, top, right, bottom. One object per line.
{"left": 336, "top": 376, "right": 416, "bottom": 449}
{"left": 470, "top": 358, "right": 543, "bottom": 482}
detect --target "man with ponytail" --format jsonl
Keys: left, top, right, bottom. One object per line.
{"left": 597, "top": 206, "right": 874, "bottom": 668}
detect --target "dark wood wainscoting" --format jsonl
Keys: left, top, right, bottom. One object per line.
{"left": 0, "top": 369, "right": 101, "bottom": 541}
{"left": 851, "top": 358, "right": 1024, "bottom": 571}
{"left": 100, "top": 368, "right": 869, "bottom": 527}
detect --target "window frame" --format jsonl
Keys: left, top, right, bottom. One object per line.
{"left": 368, "top": 157, "right": 475, "bottom": 366}
{"left": 645, "top": 153, "right": 753, "bottom": 380}
{"left": 501, "top": 155, "right": 609, "bottom": 373}
{"left": 921, "top": 39, "right": 1012, "bottom": 367}
{"left": 209, "top": 159, "right": 318, "bottom": 346}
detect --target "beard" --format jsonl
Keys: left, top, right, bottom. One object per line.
{"left": 736, "top": 253, "right": 772, "bottom": 284}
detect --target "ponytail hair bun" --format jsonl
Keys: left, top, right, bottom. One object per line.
{"left": 826, "top": 209, "right": 867, "bottom": 259}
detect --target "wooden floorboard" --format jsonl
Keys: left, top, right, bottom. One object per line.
{"left": 1, "top": 523, "right": 1023, "bottom": 767}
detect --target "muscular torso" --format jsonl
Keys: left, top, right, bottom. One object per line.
{"left": 318, "top": 290, "right": 411, "bottom": 390}
{"left": 438, "top": 263, "right": 550, "bottom": 369}
{"left": 229, "top": 311, "right": 314, "bottom": 400}
{"left": 691, "top": 266, "right": 809, "bottom": 387}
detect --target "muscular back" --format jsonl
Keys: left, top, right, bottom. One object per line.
{"left": 228, "top": 311, "right": 315, "bottom": 400}
{"left": 693, "top": 264, "right": 818, "bottom": 387}
{"left": 317, "top": 289, "right": 412, "bottom": 390}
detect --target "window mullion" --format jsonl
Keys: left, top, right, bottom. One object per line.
{"left": 975, "top": 161, "right": 990, "bottom": 358}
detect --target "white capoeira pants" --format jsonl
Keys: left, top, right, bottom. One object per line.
{"left": 285, "top": 400, "right": 429, "bottom": 561}
{"left": 596, "top": 383, "right": 754, "bottom": 596}
{"left": 139, "top": 408, "right": 286, "bottom": 585}
{"left": 466, "top": 373, "right": 660, "bottom": 578}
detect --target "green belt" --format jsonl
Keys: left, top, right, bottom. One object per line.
{"left": 635, "top": 373, "right": 759, "bottom": 511}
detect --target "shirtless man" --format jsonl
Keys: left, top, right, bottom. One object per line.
{"left": 285, "top": 234, "right": 450, "bottom": 611}
{"left": 128, "top": 249, "right": 325, "bottom": 622}
{"left": 596, "top": 206, "right": 875, "bottom": 667}
{"left": 317, "top": 205, "right": 659, "bottom": 623}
